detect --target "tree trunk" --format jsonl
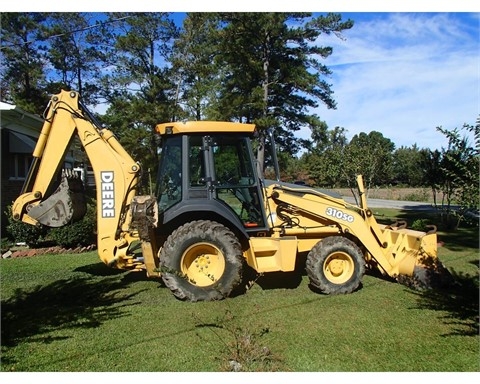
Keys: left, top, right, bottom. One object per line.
{"left": 256, "top": 133, "right": 265, "bottom": 178}
{"left": 256, "top": 32, "right": 270, "bottom": 178}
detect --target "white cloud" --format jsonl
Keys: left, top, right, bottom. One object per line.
{"left": 306, "top": 13, "right": 479, "bottom": 150}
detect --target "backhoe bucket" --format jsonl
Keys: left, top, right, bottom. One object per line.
{"left": 26, "top": 170, "right": 87, "bottom": 227}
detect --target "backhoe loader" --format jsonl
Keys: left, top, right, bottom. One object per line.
{"left": 12, "top": 90, "right": 451, "bottom": 301}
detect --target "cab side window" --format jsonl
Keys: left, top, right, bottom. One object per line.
{"left": 156, "top": 136, "right": 182, "bottom": 211}
{"left": 189, "top": 136, "right": 206, "bottom": 187}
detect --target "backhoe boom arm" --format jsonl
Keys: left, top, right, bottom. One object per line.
{"left": 12, "top": 90, "right": 143, "bottom": 268}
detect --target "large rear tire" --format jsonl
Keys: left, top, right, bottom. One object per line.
{"left": 306, "top": 236, "right": 365, "bottom": 294}
{"left": 159, "top": 220, "right": 243, "bottom": 302}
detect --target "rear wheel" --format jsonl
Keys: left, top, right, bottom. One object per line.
{"left": 159, "top": 220, "right": 243, "bottom": 301}
{"left": 306, "top": 236, "right": 365, "bottom": 294}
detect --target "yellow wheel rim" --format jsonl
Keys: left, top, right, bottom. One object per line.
{"left": 323, "top": 251, "right": 355, "bottom": 284}
{"left": 181, "top": 242, "right": 225, "bottom": 287}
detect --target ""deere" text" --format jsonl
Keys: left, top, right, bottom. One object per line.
{"left": 101, "top": 171, "right": 115, "bottom": 218}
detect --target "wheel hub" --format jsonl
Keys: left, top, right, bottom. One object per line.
{"left": 324, "top": 252, "right": 354, "bottom": 284}
{"left": 328, "top": 259, "right": 344, "bottom": 276}
{"left": 181, "top": 243, "right": 226, "bottom": 287}
{"left": 194, "top": 254, "right": 211, "bottom": 271}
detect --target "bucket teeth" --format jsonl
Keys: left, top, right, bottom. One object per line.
{"left": 398, "top": 259, "right": 454, "bottom": 290}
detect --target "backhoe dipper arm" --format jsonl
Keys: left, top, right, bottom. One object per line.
{"left": 12, "top": 90, "right": 142, "bottom": 268}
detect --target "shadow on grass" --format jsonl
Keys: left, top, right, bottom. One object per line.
{"left": 1, "top": 272, "right": 144, "bottom": 364}
{"left": 436, "top": 228, "right": 479, "bottom": 251}
{"left": 409, "top": 269, "right": 479, "bottom": 337}
{"left": 74, "top": 262, "right": 128, "bottom": 277}
{"left": 74, "top": 262, "right": 165, "bottom": 286}
{"left": 254, "top": 271, "right": 304, "bottom": 290}
{"left": 249, "top": 254, "right": 307, "bottom": 292}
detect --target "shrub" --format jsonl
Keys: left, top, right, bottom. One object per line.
{"left": 49, "top": 199, "right": 97, "bottom": 248}
{"left": 4, "top": 205, "right": 48, "bottom": 248}
{"left": 195, "top": 309, "right": 283, "bottom": 372}
{"left": 1, "top": 237, "right": 13, "bottom": 252}
{"left": 411, "top": 218, "right": 431, "bottom": 231}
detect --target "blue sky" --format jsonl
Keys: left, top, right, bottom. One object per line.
{"left": 305, "top": 12, "right": 479, "bottom": 150}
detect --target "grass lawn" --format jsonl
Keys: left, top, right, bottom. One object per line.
{"left": 1, "top": 209, "right": 478, "bottom": 373}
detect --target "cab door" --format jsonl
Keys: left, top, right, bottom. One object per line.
{"left": 208, "top": 135, "right": 268, "bottom": 230}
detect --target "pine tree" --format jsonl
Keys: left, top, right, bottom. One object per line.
{"left": 43, "top": 13, "right": 104, "bottom": 104}
{"left": 213, "top": 12, "right": 353, "bottom": 172}
{"left": 171, "top": 13, "right": 223, "bottom": 121}
{"left": 0, "top": 13, "right": 49, "bottom": 113}
{"left": 98, "top": 13, "right": 179, "bottom": 185}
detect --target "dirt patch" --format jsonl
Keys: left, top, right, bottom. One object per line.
{"left": 2, "top": 244, "right": 96, "bottom": 259}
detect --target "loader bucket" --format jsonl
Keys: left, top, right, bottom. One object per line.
{"left": 26, "top": 170, "right": 87, "bottom": 227}
{"left": 384, "top": 224, "right": 454, "bottom": 290}
{"left": 398, "top": 252, "right": 454, "bottom": 291}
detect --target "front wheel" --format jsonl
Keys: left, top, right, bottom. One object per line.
{"left": 159, "top": 220, "right": 244, "bottom": 302}
{"left": 306, "top": 236, "right": 365, "bottom": 294}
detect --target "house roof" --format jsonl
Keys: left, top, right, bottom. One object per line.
{"left": 0, "top": 101, "right": 43, "bottom": 137}
{"left": 0, "top": 101, "right": 16, "bottom": 111}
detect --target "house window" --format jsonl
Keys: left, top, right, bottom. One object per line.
{"left": 8, "top": 154, "right": 33, "bottom": 180}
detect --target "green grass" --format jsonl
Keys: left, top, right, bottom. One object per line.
{"left": 1, "top": 212, "right": 479, "bottom": 372}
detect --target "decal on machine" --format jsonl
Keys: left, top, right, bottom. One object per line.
{"left": 101, "top": 171, "right": 115, "bottom": 218}
{"left": 326, "top": 207, "right": 354, "bottom": 223}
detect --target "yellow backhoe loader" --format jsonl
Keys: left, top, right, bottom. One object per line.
{"left": 12, "top": 90, "right": 451, "bottom": 301}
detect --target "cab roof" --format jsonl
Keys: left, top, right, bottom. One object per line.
{"left": 155, "top": 121, "right": 256, "bottom": 135}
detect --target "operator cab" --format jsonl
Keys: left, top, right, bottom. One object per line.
{"left": 155, "top": 122, "right": 269, "bottom": 234}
